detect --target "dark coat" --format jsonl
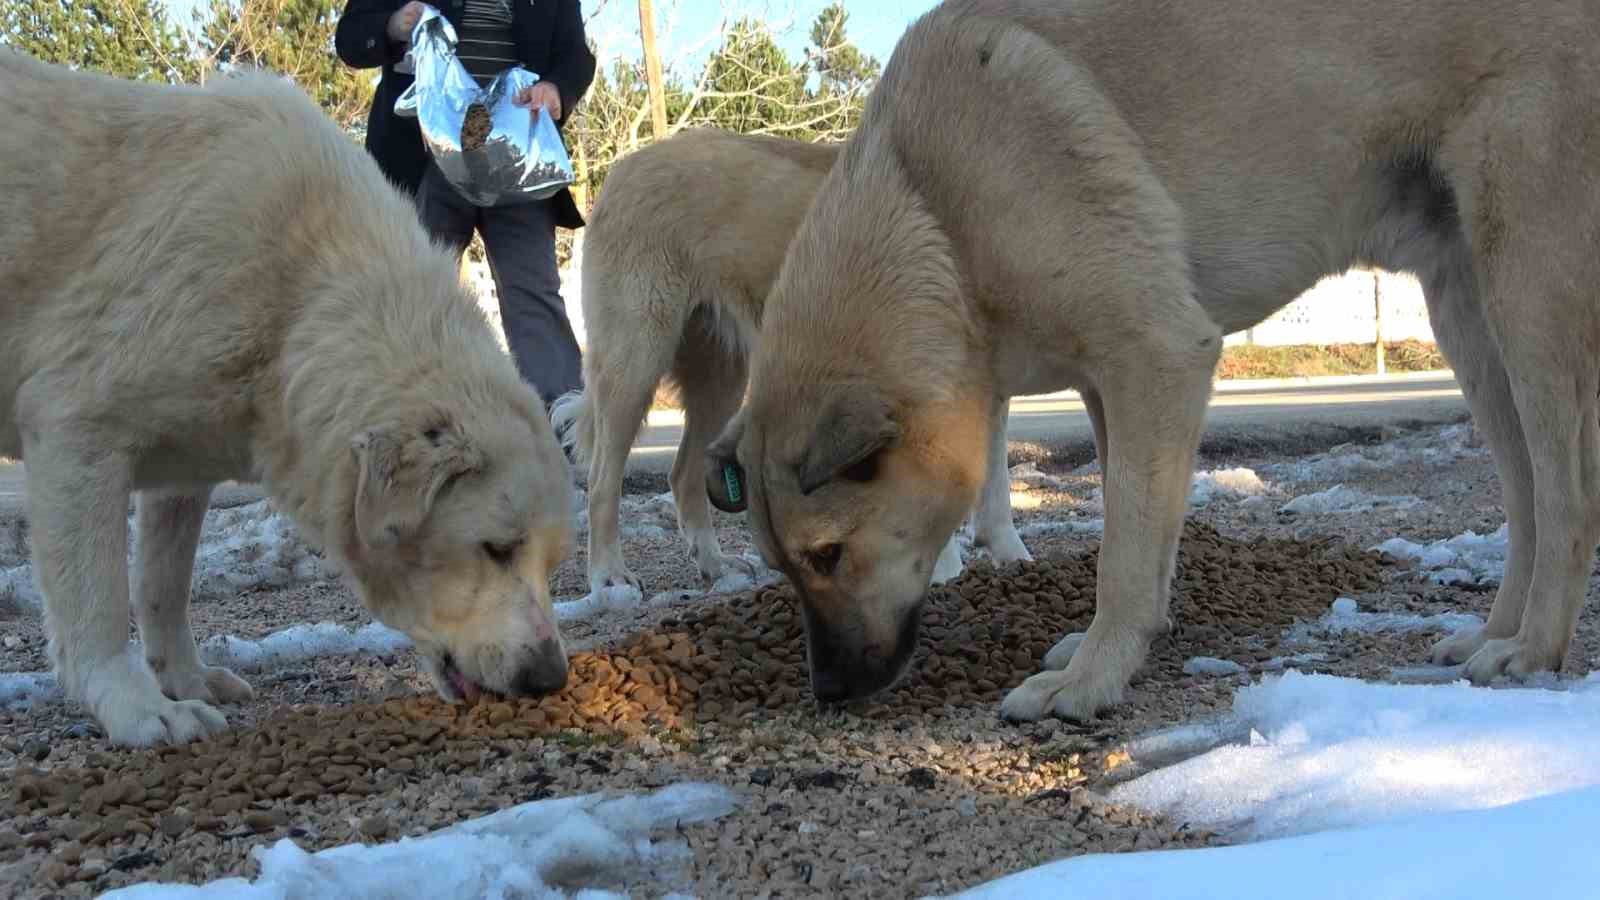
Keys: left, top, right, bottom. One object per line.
{"left": 335, "top": 0, "right": 595, "bottom": 229}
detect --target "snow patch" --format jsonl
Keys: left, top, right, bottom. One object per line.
{"left": 191, "top": 501, "right": 340, "bottom": 598}
{"left": 1017, "top": 518, "right": 1104, "bottom": 539}
{"left": 1105, "top": 670, "right": 1600, "bottom": 841}
{"left": 0, "top": 566, "right": 39, "bottom": 611}
{"left": 614, "top": 492, "right": 680, "bottom": 543}
{"left": 1373, "top": 524, "right": 1509, "bottom": 585}
{"left": 941, "top": 784, "right": 1600, "bottom": 900}
{"left": 1187, "top": 468, "right": 1267, "bottom": 506}
{"left": 0, "top": 500, "right": 335, "bottom": 611}
{"left": 4, "top": 621, "right": 416, "bottom": 709}
{"left": 0, "top": 672, "right": 57, "bottom": 711}
{"left": 1259, "top": 651, "right": 1330, "bottom": 672}
{"left": 1183, "top": 657, "right": 1247, "bottom": 677}
{"left": 1279, "top": 484, "right": 1419, "bottom": 515}
{"left": 101, "top": 782, "right": 739, "bottom": 900}
{"left": 1291, "top": 597, "right": 1482, "bottom": 641}
{"left": 1263, "top": 422, "right": 1488, "bottom": 485}
{"left": 198, "top": 622, "right": 410, "bottom": 673}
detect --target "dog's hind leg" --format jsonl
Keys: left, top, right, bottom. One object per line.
{"left": 1446, "top": 111, "right": 1600, "bottom": 683}
{"left": 1082, "top": 386, "right": 1109, "bottom": 468}
{"left": 21, "top": 417, "right": 227, "bottom": 746}
{"left": 582, "top": 292, "right": 677, "bottom": 595}
{"left": 973, "top": 393, "right": 1031, "bottom": 565}
{"left": 1418, "top": 255, "right": 1537, "bottom": 666}
{"left": 132, "top": 486, "right": 254, "bottom": 706}
{"left": 669, "top": 313, "right": 756, "bottom": 586}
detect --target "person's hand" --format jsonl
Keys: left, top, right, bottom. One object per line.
{"left": 387, "top": 1, "right": 427, "bottom": 44}
{"left": 515, "top": 82, "right": 563, "bottom": 122}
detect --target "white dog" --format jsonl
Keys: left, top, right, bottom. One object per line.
{"left": 1, "top": 51, "right": 576, "bottom": 745}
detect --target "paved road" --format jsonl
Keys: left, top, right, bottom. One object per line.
{"left": 0, "top": 371, "right": 1466, "bottom": 513}
{"left": 625, "top": 370, "right": 1467, "bottom": 474}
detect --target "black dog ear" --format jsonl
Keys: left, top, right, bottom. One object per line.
{"left": 797, "top": 390, "right": 899, "bottom": 495}
{"left": 706, "top": 410, "right": 749, "bottom": 514}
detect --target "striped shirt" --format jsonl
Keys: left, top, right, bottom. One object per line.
{"left": 455, "top": 0, "right": 518, "bottom": 87}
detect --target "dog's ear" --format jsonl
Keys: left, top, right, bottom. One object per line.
{"left": 797, "top": 389, "right": 900, "bottom": 495}
{"left": 351, "top": 421, "right": 485, "bottom": 551}
{"left": 706, "top": 408, "right": 749, "bottom": 514}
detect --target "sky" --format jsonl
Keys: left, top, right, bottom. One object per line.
{"left": 579, "top": 0, "right": 940, "bottom": 74}
{"left": 159, "top": 0, "right": 940, "bottom": 75}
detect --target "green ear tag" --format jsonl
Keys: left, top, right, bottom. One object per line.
{"left": 723, "top": 463, "right": 743, "bottom": 505}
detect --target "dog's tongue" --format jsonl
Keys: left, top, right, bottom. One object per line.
{"left": 450, "top": 668, "right": 482, "bottom": 703}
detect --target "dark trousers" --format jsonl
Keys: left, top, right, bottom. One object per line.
{"left": 416, "top": 163, "right": 583, "bottom": 408}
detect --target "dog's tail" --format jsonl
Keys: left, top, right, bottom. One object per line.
{"left": 548, "top": 389, "right": 595, "bottom": 470}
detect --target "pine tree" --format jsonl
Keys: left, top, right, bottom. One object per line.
{"left": 807, "top": 2, "right": 879, "bottom": 96}
{"left": 2, "top": 0, "right": 201, "bottom": 83}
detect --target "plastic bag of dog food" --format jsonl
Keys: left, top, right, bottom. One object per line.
{"left": 393, "top": 4, "right": 575, "bottom": 207}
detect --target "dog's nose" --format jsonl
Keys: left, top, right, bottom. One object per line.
{"left": 509, "top": 638, "right": 568, "bottom": 696}
{"left": 810, "top": 665, "right": 851, "bottom": 703}
{"left": 802, "top": 599, "right": 924, "bottom": 703}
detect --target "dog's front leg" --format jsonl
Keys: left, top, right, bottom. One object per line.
{"left": 132, "top": 486, "right": 254, "bottom": 707}
{"left": 25, "top": 435, "right": 228, "bottom": 746}
{"left": 1002, "top": 323, "right": 1219, "bottom": 722}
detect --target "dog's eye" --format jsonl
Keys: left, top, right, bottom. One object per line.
{"left": 842, "top": 452, "right": 879, "bottom": 483}
{"left": 806, "top": 543, "right": 843, "bottom": 577}
{"left": 482, "top": 541, "right": 520, "bottom": 567}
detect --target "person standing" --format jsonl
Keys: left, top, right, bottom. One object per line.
{"left": 336, "top": 0, "right": 595, "bottom": 409}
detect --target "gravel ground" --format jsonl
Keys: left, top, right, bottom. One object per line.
{"left": 3, "top": 416, "right": 1599, "bottom": 898}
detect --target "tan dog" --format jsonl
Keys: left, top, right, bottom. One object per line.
{"left": 712, "top": 0, "right": 1600, "bottom": 717}
{"left": 551, "top": 128, "right": 1031, "bottom": 597}
{"left": 0, "top": 51, "right": 574, "bottom": 746}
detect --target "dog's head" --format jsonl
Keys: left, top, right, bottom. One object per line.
{"left": 707, "top": 386, "right": 986, "bottom": 702}
{"left": 707, "top": 129, "right": 990, "bottom": 703}
{"left": 339, "top": 392, "right": 574, "bottom": 705}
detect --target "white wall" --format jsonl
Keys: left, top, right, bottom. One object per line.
{"left": 466, "top": 262, "right": 1432, "bottom": 353}
{"left": 1224, "top": 269, "right": 1432, "bottom": 347}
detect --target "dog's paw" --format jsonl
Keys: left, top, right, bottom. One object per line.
{"left": 158, "top": 663, "right": 254, "bottom": 705}
{"left": 694, "top": 547, "right": 755, "bottom": 586}
{"left": 105, "top": 698, "right": 228, "bottom": 747}
{"left": 1000, "top": 666, "right": 1122, "bottom": 723}
{"left": 1000, "top": 625, "right": 1142, "bottom": 722}
{"left": 1430, "top": 626, "right": 1492, "bottom": 667}
{"left": 80, "top": 650, "right": 232, "bottom": 746}
{"left": 85, "top": 654, "right": 229, "bottom": 746}
{"left": 1464, "top": 636, "right": 1563, "bottom": 685}
{"left": 983, "top": 530, "right": 1034, "bottom": 566}
{"left": 588, "top": 562, "right": 642, "bottom": 595}
{"left": 1042, "top": 632, "right": 1086, "bottom": 670}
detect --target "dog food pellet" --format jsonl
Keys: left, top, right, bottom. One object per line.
{"left": 244, "top": 811, "right": 283, "bottom": 832}
{"left": 159, "top": 812, "right": 192, "bottom": 840}
{"left": 461, "top": 104, "right": 491, "bottom": 151}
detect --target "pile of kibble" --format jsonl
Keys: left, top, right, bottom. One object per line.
{"left": 6, "top": 523, "right": 1389, "bottom": 860}
{"left": 460, "top": 103, "right": 492, "bottom": 152}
